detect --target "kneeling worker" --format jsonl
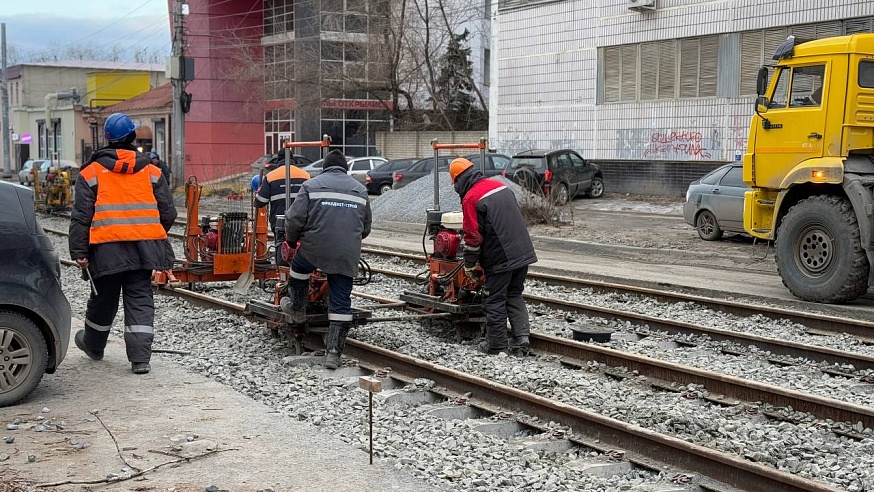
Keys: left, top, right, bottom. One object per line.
{"left": 448, "top": 157, "right": 537, "bottom": 355}
{"left": 282, "top": 149, "right": 372, "bottom": 369}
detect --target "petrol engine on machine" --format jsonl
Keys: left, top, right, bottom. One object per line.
{"left": 421, "top": 210, "right": 484, "bottom": 304}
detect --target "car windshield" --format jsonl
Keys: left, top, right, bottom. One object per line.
{"left": 39, "top": 162, "right": 52, "bottom": 172}
{"left": 510, "top": 157, "right": 546, "bottom": 170}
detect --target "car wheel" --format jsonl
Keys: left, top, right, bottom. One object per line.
{"left": 379, "top": 183, "right": 392, "bottom": 195}
{"left": 695, "top": 210, "right": 723, "bottom": 241}
{"left": 552, "top": 183, "right": 569, "bottom": 206}
{"left": 0, "top": 311, "right": 48, "bottom": 407}
{"left": 587, "top": 177, "right": 605, "bottom": 199}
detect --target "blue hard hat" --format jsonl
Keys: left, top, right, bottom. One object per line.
{"left": 250, "top": 174, "right": 261, "bottom": 192}
{"left": 104, "top": 113, "right": 136, "bottom": 142}
{"left": 149, "top": 152, "right": 159, "bottom": 159}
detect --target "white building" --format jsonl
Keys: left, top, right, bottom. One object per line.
{"left": 490, "top": 0, "right": 874, "bottom": 194}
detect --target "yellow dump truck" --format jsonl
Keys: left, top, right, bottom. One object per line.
{"left": 744, "top": 33, "right": 874, "bottom": 303}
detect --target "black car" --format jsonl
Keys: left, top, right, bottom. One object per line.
{"left": 508, "top": 149, "right": 604, "bottom": 205}
{"left": 365, "top": 158, "right": 417, "bottom": 194}
{"left": 391, "top": 153, "right": 510, "bottom": 190}
{"left": 0, "top": 182, "right": 71, "bottom": 406}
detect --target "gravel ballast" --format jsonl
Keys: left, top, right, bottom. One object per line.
{"left": 41, "top": 224, "right": 874, "bottom": 491}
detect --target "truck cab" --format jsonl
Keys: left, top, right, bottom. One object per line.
{"left": 744, "top": 34, "right": 874, "bottom": 302}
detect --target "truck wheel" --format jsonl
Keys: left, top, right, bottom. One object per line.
{"left": 775, "top": 195, "right": 869, "bottom": 303}
{"left": 0, "top": 311, "right": 48, "bottom": 407}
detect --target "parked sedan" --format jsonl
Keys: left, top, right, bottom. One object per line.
{"left": 347, "top": 156, "right": 388, "bottom": 184}
{"left": 0, "top": 181, "right": 71, "bottom": 406}
{"left": 392, "top": 155, "right": 458, "bottom": 190}
{"left": 391, "top": 153, "right": 510, "bottom": 190}
{"left": 683, "top": 164, "right": 749, "bottom": 240}
{"left": 365, "top": 158, "right": 417, "bottom": 194}
{"left": 18, "top": 159, "right": 47, "bottom": 185}
{"left": 508, "top": 149, "right": 603, "bottom": 205}
{"left": 298, "top": 155, "right": 352, "bottom": 178}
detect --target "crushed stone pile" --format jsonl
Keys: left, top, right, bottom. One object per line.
{"left": 371, "top": 171, "right": 526, "bottom": 223}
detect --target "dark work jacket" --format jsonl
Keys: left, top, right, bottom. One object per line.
{"left": 284, "top": 166, "right": 372, "bottom": 278}
{"left": 69, "top": 145, "right": 178, "bottom": 279}
{"left": 255, "top": 165, "right": 310, "bottom": 231}
{"left": 454, "top": 169, "right": 537, "bottom": 274}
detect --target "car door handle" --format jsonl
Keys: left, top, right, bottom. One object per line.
{"left": 808, "top": 132, "right": 823, "bottom": 140}
{"left": 712, "top": 188, "right": 720, "bottom": 194}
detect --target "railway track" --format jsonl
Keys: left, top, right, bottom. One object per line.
{"left": 44, "top": 222, "right": 874, "bottom": 421}
{"left": 53, "top": 254, "right": 845, "bottom": 491}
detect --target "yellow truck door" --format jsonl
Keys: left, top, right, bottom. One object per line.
{"left": 753, "top": 63, "right": 828, "bottom": 188}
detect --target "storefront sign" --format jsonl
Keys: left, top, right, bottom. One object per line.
{"left": 322, "top": 99, "right": 392, "bottom": 111}
{"left": 20, "top": 133, "right": 32, "bottom": 144}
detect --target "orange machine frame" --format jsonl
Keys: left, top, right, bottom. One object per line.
{"left": 153, "top": 138, "right": 331, "bottom": 286}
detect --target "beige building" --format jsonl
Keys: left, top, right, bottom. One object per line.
{"left": 2, "top": 60, "right": 166, "bottom": 171}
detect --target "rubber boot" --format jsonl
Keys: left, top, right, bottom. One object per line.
{"left": 324, "top": 322, "right": 350, "bottom": 370}
{"left": 281, "top": 280, "right": 308, "bottom": 324}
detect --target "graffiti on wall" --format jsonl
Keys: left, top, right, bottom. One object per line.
{"left": 617, "top": 128, "right": 719, "bottom": 161}
{"left": 644, "top": 131, "right": 711, "bottom": 159}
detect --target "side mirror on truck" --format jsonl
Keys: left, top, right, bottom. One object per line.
{"left": 756, "top": 67, "right": 769, "bottom": 96}
{"left": 755, "top": 96, "right": 770, "bottom": 114}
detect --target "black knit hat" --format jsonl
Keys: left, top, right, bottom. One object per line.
{"left": 323, "top": 149, "right": 348, "bottom": 171}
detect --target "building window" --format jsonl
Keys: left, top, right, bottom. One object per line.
{"left": 483, "top": 48, "right": 491, "bottom": 86}
{"left": 264, "top": 0, "right": 294, "bottom": 36}
{"left": 37, "top": 121, "right": 46, "bottom": 159}
{"left": 264, "top": 43, "right": 293, "bottom": 100}
{"left": 604, "top": 35, "right": 718, "bottom": 103}
{"left": 264, "top": 109, "right": 294, "bottom": 154}
{"left": 320, "top": 107, "right": 387, "bottom": 157}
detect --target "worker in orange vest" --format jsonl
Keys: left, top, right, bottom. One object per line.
{"left": 68, "top": 113, "right": 177, "bottom": 374}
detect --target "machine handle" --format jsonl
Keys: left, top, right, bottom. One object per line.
{"left": 808, "top": 132, "right": 823, "bottom": 140}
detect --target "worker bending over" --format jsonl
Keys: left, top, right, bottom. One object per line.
{"left": 449, "top": 157, "right": 537, "bottom": 355}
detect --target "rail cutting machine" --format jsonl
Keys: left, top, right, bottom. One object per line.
{"left": 152, "top": 176, "right": 273, "bottom": 286}
{"left": 400, "top": 138, "right": 488, "bottom": 339}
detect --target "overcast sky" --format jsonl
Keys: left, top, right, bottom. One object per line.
{"left": 3, "top": 0, "right": 171, "bottom": 61}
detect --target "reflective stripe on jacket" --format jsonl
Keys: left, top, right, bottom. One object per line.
{"left": 455, "top": 169, "right": 537, "bottom": 274}
{"left": 255, "top": 165, "right": 310, "bottom": 231}
{"left": 80, "top": 150, "right": 168, "bottom": 244}
{"left": 284, "top": 167, "right": 372, "bottom": 278}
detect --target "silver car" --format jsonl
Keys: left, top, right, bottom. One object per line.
{"left": 18, "top": 159, "right": 46, "bottom": 185}
{"left": 346, "top": 157, "right": 388, "bottom": 184}
{"left": 683, "top": 164, "right": 749, "bottom": 240}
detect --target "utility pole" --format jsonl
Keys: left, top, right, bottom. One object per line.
{"left": 171, "top": 0, "right": 186, "bottom": 188}
{"left": 1, "top": 23, "right": 12, "bottom": 178}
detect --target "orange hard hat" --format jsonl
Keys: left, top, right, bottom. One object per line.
{"left": 449, "top": 158, "right": 474, "bottom": 182}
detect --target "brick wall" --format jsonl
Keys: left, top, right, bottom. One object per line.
{"left": 592, "top": 160, "right": 727, "bottom": 197}
{"left": 376, "top": 131, "right": 489, "bottom": 159}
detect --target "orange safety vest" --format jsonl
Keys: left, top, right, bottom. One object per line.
{"left": 81, "top": 150, "right": 168, "bottom": 244}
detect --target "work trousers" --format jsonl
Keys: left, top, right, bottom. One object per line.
{"left": 289, "top": 253, "right": 354, "bottom": 322}
{"left": 82, "top": 269, "right": 155, "bottom": 363}
{"left": 483, "top": 265, "right": 531, "bottom": 349}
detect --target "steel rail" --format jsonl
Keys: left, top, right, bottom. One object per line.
{"left": 46, "top": 219, "right": 874, "bottom": 336}
{"left": 369, "top": 266, "right": 874, "bottom": 371}
{"left": 59, "top": 256, "right": 874, "bottom": 428}
{"left": 360, "top": 247, "right": 874, "bottom": 338}
{"left": 344, "top": 339, "right": 839, "bottom": 492}
{"left": 54, "top": 258, "right": 849, "bottom": 490}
